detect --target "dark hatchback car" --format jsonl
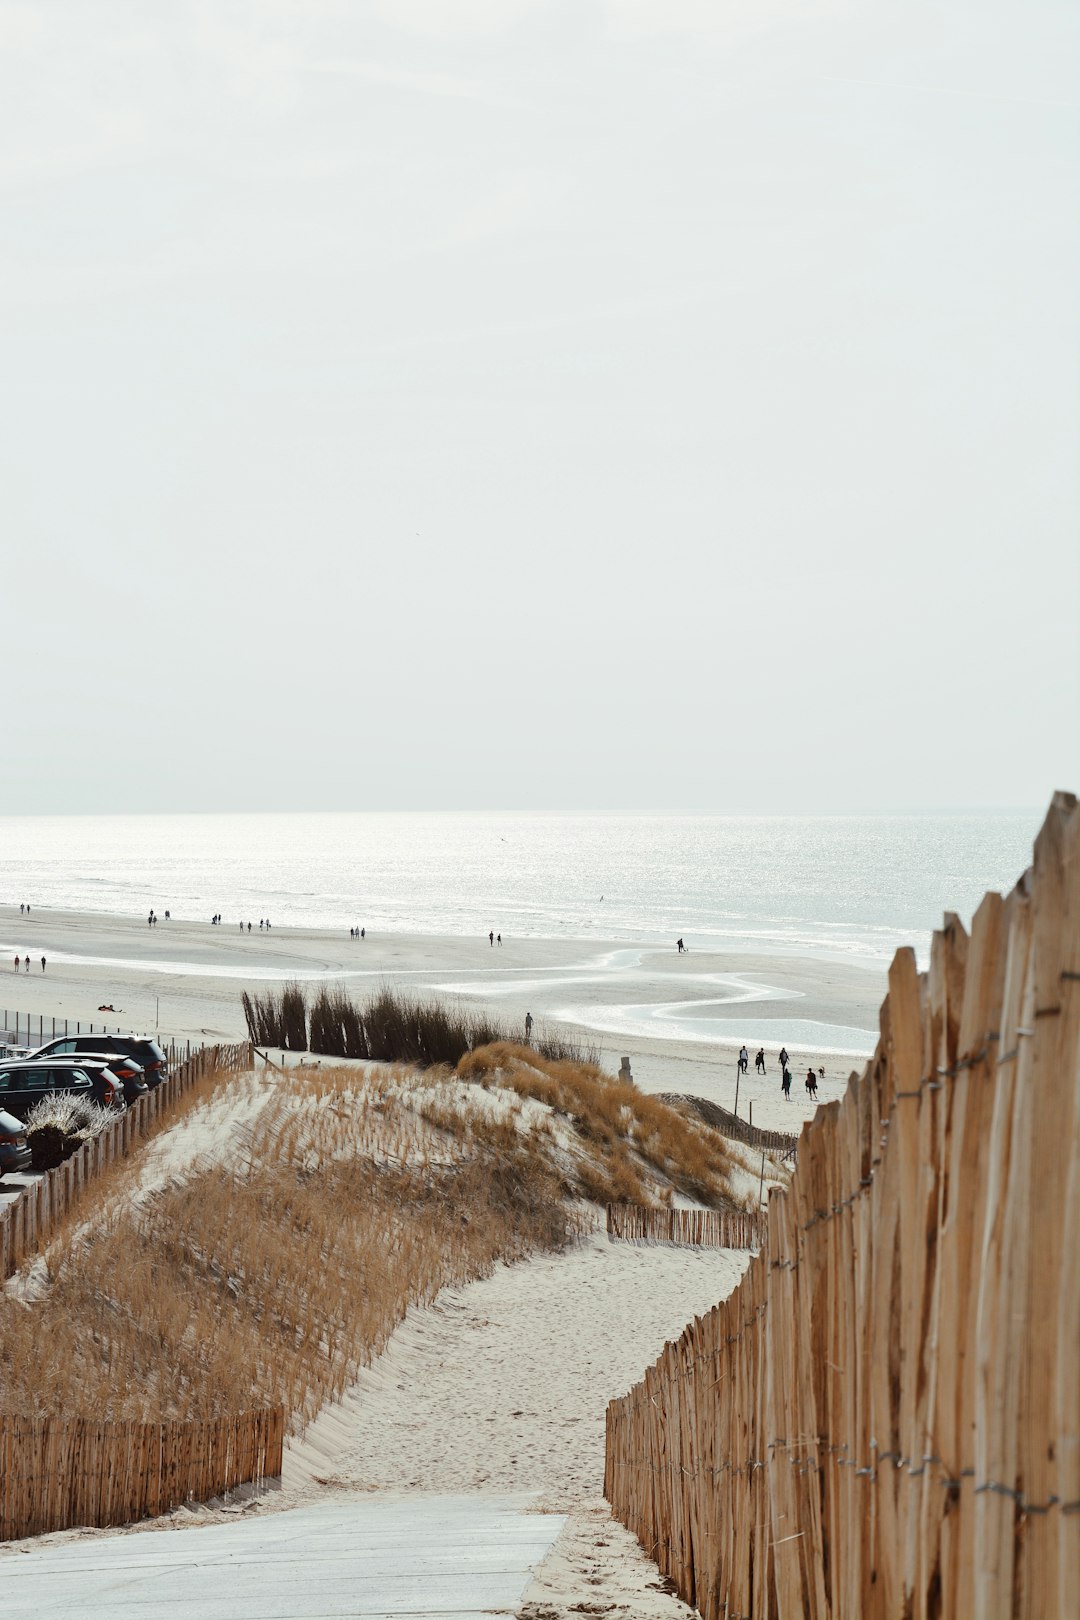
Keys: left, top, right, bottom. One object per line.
{"left": 31, "top": 1035, "right": 169, "bottom": 1088}
{"left": 0, "top": 1060, "right": 125, "bottom": 1121}
{"left": 0, "top": 1109, "right": 31, "bottom": 1175}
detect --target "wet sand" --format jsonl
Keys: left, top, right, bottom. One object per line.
{"left": 0, "top": 904, "right": 886, "bottom": 1129}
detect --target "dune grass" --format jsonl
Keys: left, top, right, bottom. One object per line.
{"left": 0, "top": 1051, "right": 740, "bottom": 1432}
{"left": 0, "top": 1064, "right": 576, "bottom": 1427}
{"left": 242, "top": 983, "right": 600, "bottom": 1068}
{"left": 458, "top": 1043, "right": 740, "bottom": 1210}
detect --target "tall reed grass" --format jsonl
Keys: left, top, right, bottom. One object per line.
{"left": 242, "top": 983, "right": 600, "bottom": 1068}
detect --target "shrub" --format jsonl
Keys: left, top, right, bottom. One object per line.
{"left": 23, "top": 1095, "right": 115, "bottom": 1170}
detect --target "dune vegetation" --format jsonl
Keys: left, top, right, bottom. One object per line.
{"left": 241, "top": 983, "right": 600, "bottom": 1068}
{"left": 0, "top": 1052, "right": 743, "bottom": 1429}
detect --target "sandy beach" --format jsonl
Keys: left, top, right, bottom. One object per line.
{"left": 0, "top": 903, "right": 885, "bottom": 1135}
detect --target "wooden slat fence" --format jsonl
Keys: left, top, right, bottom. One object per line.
{"left": 606, "top": 1202, "right": 768, "bottom": 1250}
{"left": 0, "top": 1041, "right": 252, "bottom": 1280}
{"left": 661, "top": 1093, "right": 801, "bottom": 1161}
{"left": 0, "top": 1406, "right": 285, "bottom": 1540}
{"left": 604, "top": 791, "right": 1080, "bottom": 1620}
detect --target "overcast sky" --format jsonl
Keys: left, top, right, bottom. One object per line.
{"left": 2, "top": 0, "right": 1076, "bottom": 813}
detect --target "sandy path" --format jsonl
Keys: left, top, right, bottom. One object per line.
{"left": 283, "top": 1232, "right": 748, "bottom": 1617}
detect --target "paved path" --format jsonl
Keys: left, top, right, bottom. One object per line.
{"left": 0, "top": 1496, "right": 565, "bottom": 1620}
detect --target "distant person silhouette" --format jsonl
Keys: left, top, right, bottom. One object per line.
{"left": 525, "top": 1012, "right": 534, "bottom": 1042}
{"left": 497, "top": 933, "right": 502, "bottom": 946}
{"left": 782, "top": 1068, "right": 792, "bottom": 1099}
{"left": 40, "top": 956, "right": 46, "bottom": 973}
{"left": 779, "top": 1046, "right": 789, "bottom": 1072}
{"left": 19, "top": 904, "right": 24, "bottom": 916}
{"left": 755, "top": 1048, "right": 766, "bottom": 1074}
{"left": 738, "top": 1045, "right": 749, "bottom": 1075}
{"left": 13, "top": 954, "right": 18, "bottom": 972}
{"left": 676, "top": 938, "right": 685, "bottom": 953}
{"left": 805, "top": 1067, "right": 817, "bottom": 1097}
{"left": 489, "top": 931, "right": 494, "bottom": 947}
{"left": 23, "top": 955, "right": 29, "bottom": 972}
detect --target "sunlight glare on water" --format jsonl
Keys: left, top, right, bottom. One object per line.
{"left": 0, "top": 810, "right": 1041, "bottom": 967}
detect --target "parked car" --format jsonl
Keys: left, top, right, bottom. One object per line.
{"left": 0, "top": 1061, "right": 124, "bottom": 1120}
{"left": 29, "top": 1051, "right": 151, "bottom": 1107}
{"left": 30, "top": 1035, "right": 169, "bottom": 1088}
{"left": 0, "top": 1108, "right": 31, "bottom": 1175}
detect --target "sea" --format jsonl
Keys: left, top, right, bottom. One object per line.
{"left": 0, "top": 810, "right": 1044, "bottom": 970}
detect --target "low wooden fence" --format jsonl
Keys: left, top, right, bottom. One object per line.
{"left": 662, "top": 1093, "right": 800, "bottom": 1161}
{"left": 606, "top": 1203, "right": 768, "bottom": 1250}
{"left": 0, "top": 1407, "right": 285, "bottom": 1540}
{"left": 0, "top": 1041, "right": 252, "bottom": 1280}
{"left": 605, "top": 792, "right": 1080, "bottom": 1620}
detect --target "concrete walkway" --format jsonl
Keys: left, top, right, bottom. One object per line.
{"left": 0, "top": 1496, "right": 565, "bottom": 1620}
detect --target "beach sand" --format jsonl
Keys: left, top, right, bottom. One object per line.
{"left": 0, "top": 903, "right": 885, "bottom": 1136}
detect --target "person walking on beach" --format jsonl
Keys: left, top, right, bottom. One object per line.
{"left": 781, "top": 1068, "right": 792, "bottom": 1099}
{"left": 489, "top": 931, "right": 494, "bottom": 947}
{"left": 779, "top": 1045, "right": 789, "bottom": 1073}
{"left": 359, "top": 926, "right": 362, "bottom": 939}
{"left": 525, "top": 1011, "right": 533, "bottom": 1043}
{"left": 755, "top": 1047, "right": 766, "bottom": 1075}
{"left": 805, "top": 1067, "right": 817, "bottom": 1098}
{"left": 13, "top": 954, "right": 18, "bottom": 972}
{"left": 23, "top": 956, "right": 29, "bottom": 972}
{"left": 40, "top": 956, "right": 46, "bottom": 973}
{"left": 497, "top": 933, "right": 502, "bottom": 946}
{"left": 738, "top": 1045, "right": 749, "bottom": 1076}
{"left": 676, "top": 937, "right": 684, "bottom": 953}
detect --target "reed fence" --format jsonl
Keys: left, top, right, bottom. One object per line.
{"left": 604, "top": 791, "right": 1080, "bottom": 1620}
{"left": 0, "top": 1041, "right": 252, "bottom": 1280}
{"left": 661, "top": 1094, "right": 800, "bottom": 1161}
{"left": 606, "top": 1203, "right": 768, "bottom": 1250}
{"left": 0, "top": 1406, "right": 285, "bottom": 1540}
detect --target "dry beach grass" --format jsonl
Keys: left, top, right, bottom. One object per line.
{"left": 0, "top": 1053, "right": 742, "bottom": 1430}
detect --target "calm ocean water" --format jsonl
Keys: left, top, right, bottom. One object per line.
{"left": 0, "top": 811, "right": 1043, "bottom": 967}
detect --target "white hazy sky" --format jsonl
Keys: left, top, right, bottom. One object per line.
{"left": 2, "top": 0, "right": 1077, "bottom": 813}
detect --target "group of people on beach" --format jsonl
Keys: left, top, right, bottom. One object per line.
{"left": 738, "top": 1043, "right": 823, "bottom": 1100}
{"left": 349, "top": 926, "right": 365, "bottom": 939}
{"left": 13, "top": 955, "right": 45, "bottom": 973}
{"left": 146, "top": 910, "right": 169, "bottom": 926}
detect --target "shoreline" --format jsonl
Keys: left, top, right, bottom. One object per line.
{"left": 0, "top": 902, "right": 886, "bottom": 1134}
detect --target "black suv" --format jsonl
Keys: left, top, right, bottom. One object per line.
{"left": 31, "top": 1035, "right": 169, "bottom": 1088}
{"left": 0, "top": 1060, "right": 125, "bottom": 1120}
